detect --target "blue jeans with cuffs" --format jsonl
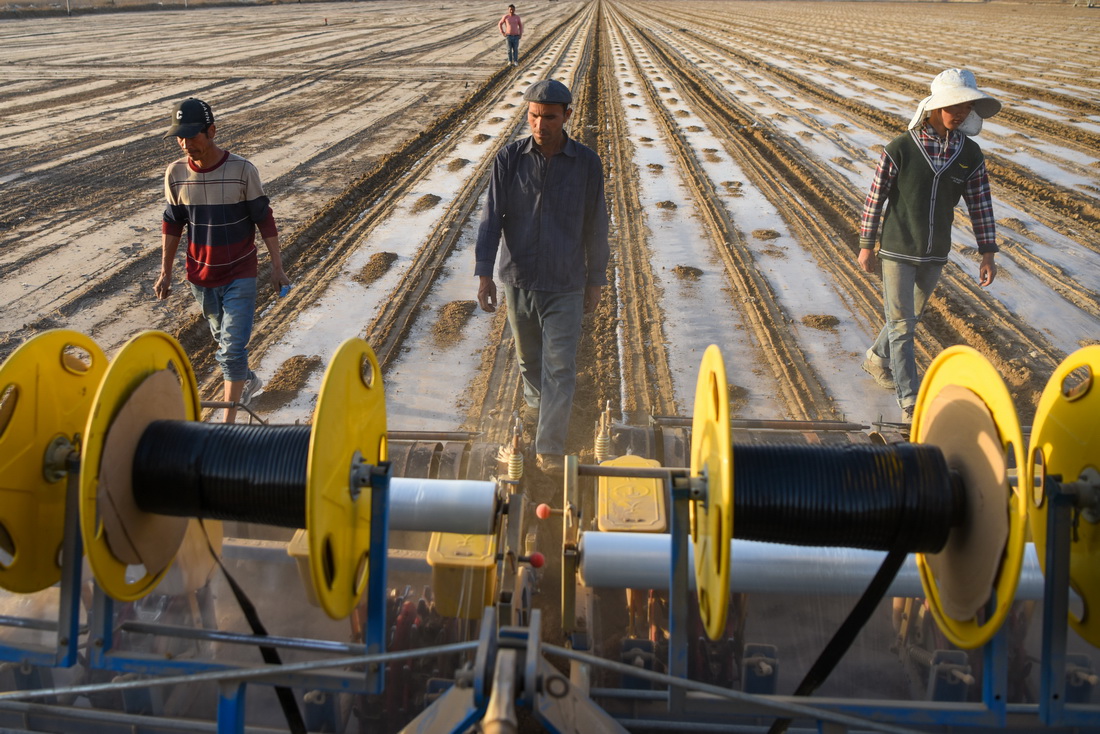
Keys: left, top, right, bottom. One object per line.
{"left": 868, "top": 259, "right": 944, "bottom": 409}
{"left": 189, "top": 277, "right": 257, "bottom": 383}
{"left": 503, "top": 284, "right": 584, "bottom": 456}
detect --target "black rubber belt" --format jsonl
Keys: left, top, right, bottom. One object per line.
{"left": 202, "top": 520, "right": 307, "bottom": 734}
{"left": 766, "top": 547, "right": 908, "bottom": 734}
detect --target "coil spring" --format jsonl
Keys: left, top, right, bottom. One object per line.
{"left": 594, "top": 431, "right": 611, "bottom": 463}
{"left": 508, "top": 449, "right": 524, "bottom": 481}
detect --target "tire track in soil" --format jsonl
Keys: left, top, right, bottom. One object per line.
{"left": 683, "top": 38, "right": 1100, "bottom": 330}
{"left": 0, "top": 74, "right": 459, "bottom": 359}
{"left": 614, "top": 2, "right": 1069, "bottom": 419}
{"left": 459, "top": 3, "right": 619, "bottom": 457}
{"left": 235, "top": 4, "right": 597, "bottom": 437}
{"left": 596, "top": 7, "right": 679, "bottom": 422}
{"left": 0, "top": 85, "right": 404, "bottom": 361}
{"left": 607, "top": 6, "right": 835, "bottom": 421}
{"left": 639, "top": 4, "right": 1100, "bottom": 249}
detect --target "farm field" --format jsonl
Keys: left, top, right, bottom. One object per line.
{"left": 1, "top": 0, "right": 1099, "bottom": 724}
{"left": 2, "top": 0, "right": 1097, "bottom": 441}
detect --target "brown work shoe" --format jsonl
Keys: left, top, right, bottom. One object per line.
{"left": 536, "top": 453, "right": 565, "bottom": 474}
{"left": 861, "top": 358, "right": 894, "bottom": 391}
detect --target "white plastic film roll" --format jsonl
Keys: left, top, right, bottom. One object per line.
{"left": 387, "top": 478, "right": 497, "bottom": 535}
{"left": 578, "top": 531, "right": 1047, "bottom": 600}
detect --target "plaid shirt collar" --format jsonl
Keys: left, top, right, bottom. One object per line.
{"left": 914, "top": 123, "right": 963, "bottom": 170}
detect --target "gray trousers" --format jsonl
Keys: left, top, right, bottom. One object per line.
{"left": 503, "top": 283, "right": 584, "bottom": 455}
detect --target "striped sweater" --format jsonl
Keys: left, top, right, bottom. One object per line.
{"left": 162, "top": 151, "right": 278, "bottom": 287}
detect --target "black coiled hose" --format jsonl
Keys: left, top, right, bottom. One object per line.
{"left": 732, "top": 442, "right": 964, "bottom": 554}
{"left": 132, "top": 421, "right": 313, "bottom": 528}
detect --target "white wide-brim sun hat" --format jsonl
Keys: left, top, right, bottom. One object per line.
{"left": 908, "top": 69, "right": 1002, "bottom": 131}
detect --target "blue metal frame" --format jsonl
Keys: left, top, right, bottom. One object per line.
{"left": 7, "top": 460, "right": 1100, "bottom": 731}
{"left": 638, "top": 463, "right": 1100, "bottom": 730}
{"left": 81, "top": 463, "right": 394, "bottom": 733}
{"left": 1038, "top": 477, "right": 1100, "bottom": 727}
{"left": 667, "top": 472, "right": 690, "bottom": 714}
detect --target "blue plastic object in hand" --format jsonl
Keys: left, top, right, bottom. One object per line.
{"left": 280, "top": 284, "right": 291, "bottom": 298}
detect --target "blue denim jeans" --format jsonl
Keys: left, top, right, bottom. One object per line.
{"left": 869, "top": 259, "right": 944, "bottom": 409}
{"left": 505, "top": 34, "right": 520, "bottom": 63}
{"left": 189, "top": 277, "right": 257, "bottom": 383}
{"left": 503, "top": 284, "right": 584, "bottom": 455}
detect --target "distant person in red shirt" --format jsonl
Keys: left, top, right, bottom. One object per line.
{"left": 498, "top": 4, "right": 523, "bottom": 66}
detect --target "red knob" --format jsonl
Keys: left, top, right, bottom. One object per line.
{"left": 527, "top": 552, "right": 545, "bottom": 569}
{"left": 535, "top": 503, "right": 553, "bottom": 520}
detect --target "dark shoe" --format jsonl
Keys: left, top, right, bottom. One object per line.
{"left": 240, "top": 371, "right": 263, "bottom": 406}
{"left": 536, "top": 454, "right": 565, "bottom": 474}
{"left": 901, "top": 404, "right": 914, "bottom": 423}
{"left": 861, "top": 358, "right": 894, "bottom": 390}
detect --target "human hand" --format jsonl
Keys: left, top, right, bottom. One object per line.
{"left": 154, "top": 272, "right": 172, "bottom": 300}
{"left": 478, "top": 276, "right": 497, "bottom": 312}
{"left": 271, "top": 268, "right": 291, "bottom": 294}
{"left": 979, "top": 253, "right": 997, "bottom": 287}
{"left": 857, "top": 248, "right": 878, "bottom": 274}
{"left": 584, "top": 285, "right": 602, "bottom": 314}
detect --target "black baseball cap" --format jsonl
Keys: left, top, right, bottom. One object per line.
{"left": 164, "top": 98, "right": 215, "bottom": 139}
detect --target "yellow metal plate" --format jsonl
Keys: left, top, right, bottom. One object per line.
{"left": 80, "top": 331, "right": 201, "bottom": 601}
{"left": 913, "top": 346, "right": 1027, "bottom": 649}
{"left": 1028, "top": 345, "right": 1100, "bottom": 647}
{"left": 308, "top": 338, "right": 387, "bottom": 619}
{"left": 0, "top": 330, "right": 106, "bottom": 593}
{"left": 427, "top": 532, "right": 497, "bottom": 620}
{"left": 690, "top": 345, "right": 733, "bottom": 641}
{"left": 427, "top": 532, "right": 498, "bottom": 568}
{"left": 597, "top": 454, "right": 666, "bottom": 533}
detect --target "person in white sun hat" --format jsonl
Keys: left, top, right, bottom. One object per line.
{"left": 856, "top": 69, "right": 1002, "bottom": 424}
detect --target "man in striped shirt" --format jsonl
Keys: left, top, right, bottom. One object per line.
{"left": 154, "top": 98, "right": 290, "bottom": 422}
{"left": 856, "top": 69, "right": 1001, "bottom": 423}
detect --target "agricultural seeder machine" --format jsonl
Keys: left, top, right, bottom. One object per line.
{"left": 1, "top": 329, "right": 1098, "bottom": 732}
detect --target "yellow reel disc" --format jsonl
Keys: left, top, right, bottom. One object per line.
{"left": 913, "top": 346, "right": 1027, "bottom": 649}
{"left": 0, "top": 331, "right": 107, "bottom": 593}
{"left": 1028, "top": 345, "right": 1100, "bottom": 647}
{"left": 689, "top": 345, "right": 733, "bottom": 641}
{"left": 308, "top": 338, "right": 387, "bottom": 619}
{"left": 80, "top": 331, "right": 201, "bottom": 601}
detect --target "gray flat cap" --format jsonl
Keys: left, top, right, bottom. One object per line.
{"left": 523, "top": 79, "right": 572, "bottom": 105}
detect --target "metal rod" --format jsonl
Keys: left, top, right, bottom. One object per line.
{"left": 117, "top": 622, "right": 370, "bottom": 655}
{"left": 542, "top": 644, "right": 922, "bottom": 734}
{"left": 0, "top": 699, "right": 289, "bottom": 733}
{"left": 648, "top": 416, "right": 869, "bottom": 432}
{"left": 0, "top": 615, "right": 66, "bottom": 633}
{"left": 0, "top": 641, "right": 478, "bottom": 703}
{"left": 578, "top": 464, "right": 688, "bottom": 479}
{"left": 669, "top": 481, "right": 689, "bottom": 713}
{"left": 1040, "top": 479, "right": 1073, "bottom": 724}
{"left": 200, "top": 400, "right": 267, "bottom": 424}
{"left": 387, "top": 430, "right": 483, "bottom": 441}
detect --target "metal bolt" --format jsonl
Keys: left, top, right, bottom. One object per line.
{"left": 544, "top": 674, "right": 569, "bottom": 698}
